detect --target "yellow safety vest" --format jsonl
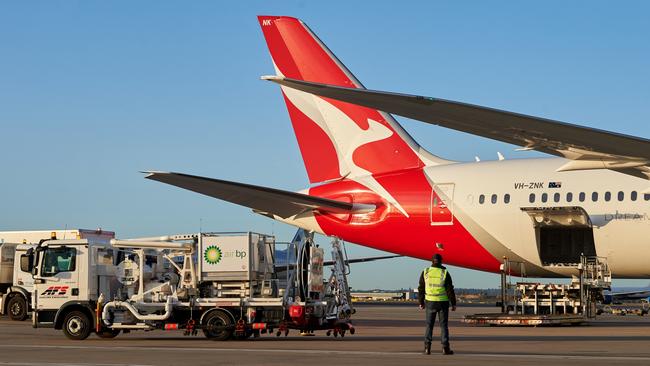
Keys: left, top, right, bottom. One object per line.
{"left": 424, "top": 267, "right": 449, "bottom": 302}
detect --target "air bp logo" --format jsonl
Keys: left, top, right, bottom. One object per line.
{"left": 204, "top": 245, "right": 222, "bottom": 265}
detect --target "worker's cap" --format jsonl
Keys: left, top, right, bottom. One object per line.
{"left": 432, "top": 254, "right": 443, "bottom": 263}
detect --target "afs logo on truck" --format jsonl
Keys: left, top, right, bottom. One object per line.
{"left": 40, "top": 286, "right": 69, "bottom": 297}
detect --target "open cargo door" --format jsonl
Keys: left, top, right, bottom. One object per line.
{"left": 521, "top": 207, "right": 596, "bottom": 266}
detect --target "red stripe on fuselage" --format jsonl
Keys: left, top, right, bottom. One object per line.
{"left": 309, "top": 170, "right": 501, "bottom": 273}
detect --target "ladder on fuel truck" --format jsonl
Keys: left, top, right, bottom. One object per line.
{"left": 290, "top": 231, "right": 354, "bottom": 321}
{"left": 327, "top": 237, "right": 353, "bottom": 320}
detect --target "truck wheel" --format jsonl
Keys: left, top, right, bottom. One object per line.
{"left": 62, "top": 311, "right": 92, "bottom": 340}
{"left": 96, "top": 329, "right": 120, "bottom": 339}
{"left": 202, "top": 310, "right": 233, "bottom": 341}
{"left": 7, "top": 296, "right": 28, "bottom": 321}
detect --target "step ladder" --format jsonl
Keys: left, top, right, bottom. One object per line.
{"left": 327, "top": 237, "right": 353, "bottom": 320}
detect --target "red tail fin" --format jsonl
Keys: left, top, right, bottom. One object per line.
{"left": 259, "top": 16, "right": 447, "bottom": 184}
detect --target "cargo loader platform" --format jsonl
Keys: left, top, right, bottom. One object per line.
{"left": 463, "top": 313, "right": 586, "bottom": 326}
{"left": 464, "top": 255, "right": 611, "bottom": 327}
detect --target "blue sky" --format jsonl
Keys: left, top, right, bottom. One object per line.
{"left": 1, "top": 1, "right": 649, "bottom": 289}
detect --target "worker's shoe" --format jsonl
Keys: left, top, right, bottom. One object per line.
{"left": 442, "top": 346, "right": 454, "bottom": 355}
{"left": 423, "top": 344, "right": 431, "bottom": 355}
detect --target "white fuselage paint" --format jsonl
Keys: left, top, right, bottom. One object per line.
{"left": 424, "top": 157, "right": 650, "bottom": 278}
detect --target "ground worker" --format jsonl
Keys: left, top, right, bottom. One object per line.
{"left": 418, "top": 253, "right": 456, "bottom": 355}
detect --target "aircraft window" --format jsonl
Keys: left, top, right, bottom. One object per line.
{"left": 604, "top": 191, "right": 611, "bottom": 202}
{"left": 541, "top": 193, "right": 548, "bottom": 203}
{"left": 566, "top": 192, "right": 573, "bottom": 202}
{"left": 553, "top": 193, "right": 560, "bottom": 202}
{"left": 504, "top": 194, "right": 510, "bottom": 204}
{"left": 592, "top": 192, "right": 599, "bottom": 201}
{"left": 579, "top": 192, "right": 586, "bottom": 202}
{"left": 529, "top": 193, "right": 535, "bottom": 203}
{"left": 645, "top": 193, "right": 650, "bottom": 201}
{"left": 631, "top": 191, "right": 638, "bottom": 201}
{"left": 479, "top": 194, "right": 485, "bottom": 204}
{"left": 491, "top": 194, "right": 497, "bottom": 204}
{"left": 618, "top": 191, "right": 624, "bottom": 201}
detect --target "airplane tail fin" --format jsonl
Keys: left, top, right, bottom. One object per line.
{"left": 258, "top": 16, "right": 450, "bottom": 184}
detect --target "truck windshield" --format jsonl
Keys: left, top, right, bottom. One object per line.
{"left": 41, "top": 247, "right": 76, "bottom": 277}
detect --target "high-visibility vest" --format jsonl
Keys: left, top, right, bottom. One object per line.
{"left": 423, "top": 267, "right": 449, "bottom": 302}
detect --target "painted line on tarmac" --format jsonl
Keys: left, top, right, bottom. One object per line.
{"left": 464, "top": 353, "right": 650, "bottom": 361}
{"left": 1, "top": 344, "right": 650, "bottom": 362}
{"left": 0, "top": 362, "right": 151, "bottom": 366}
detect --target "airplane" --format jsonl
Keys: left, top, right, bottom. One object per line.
{"left": 604, "top": 290, "right": 650, "bottom": 305}
{"left": 603, "top": 284, "right": 650, "bottom": 304}
{"left": 144, "top": 15, "right": 650, "bottom": 279}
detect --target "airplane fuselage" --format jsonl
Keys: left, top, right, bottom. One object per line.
{"left": 279, "top": 157, "right": 650, "bottom": 278}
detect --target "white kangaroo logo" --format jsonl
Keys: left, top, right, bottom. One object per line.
{"left": 282, "top": 85, "right": 409, "bottom": 217}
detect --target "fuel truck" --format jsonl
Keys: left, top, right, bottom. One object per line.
{"left": 24, "top": 230, "right": 355, "bottom": 340}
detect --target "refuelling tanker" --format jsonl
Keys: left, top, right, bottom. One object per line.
{"left": 24, "top": 230, "right": 356, "bottom": 340}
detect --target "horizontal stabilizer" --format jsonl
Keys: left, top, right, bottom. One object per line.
{"left": 275, "top": 254, "right": 402, "bottom": 271}
{"left": 143, "top": 171, "right": 375, "bottom": 219}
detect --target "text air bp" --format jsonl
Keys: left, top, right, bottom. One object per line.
{"left": 201, "top": 235, "right": 250, "bottom": 272}
{"left": 204, "top": 245, "right": 247, "bottom": 264}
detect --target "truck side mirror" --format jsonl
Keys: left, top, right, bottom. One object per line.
{"left": 20, "top": 254, "right": 33, "bottom": 273}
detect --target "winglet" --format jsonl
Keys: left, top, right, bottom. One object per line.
{"left": 261, "top": 75, "right": 284, "bottom": 81}
{"left": 141, "top": 170, "right": 172, "bottom": 179}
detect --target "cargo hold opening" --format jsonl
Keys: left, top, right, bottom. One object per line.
{"left": 521, "top": 207, "right": 596, "bottom": 266}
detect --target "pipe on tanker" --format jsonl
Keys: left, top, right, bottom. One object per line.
{"left": 123, "top": 236, "right": 175, "bottom": 242}
{"left": 102, "top": 297, "right": 175, "bottom": 326}
{"left": 110, "top": 239, "right": 192, "bottom": 250}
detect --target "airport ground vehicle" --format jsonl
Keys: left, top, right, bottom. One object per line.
{"left": 0, "top": 243, "right": 35, "bottom": 320}
{"left": 0, "top": 229, "right": 114, "bottom": 321}
{"left": 464, "top": 256, "right": 612, "bottom": 326}
{"left": 26, "top": 230, "right": 355, "bottom": 340}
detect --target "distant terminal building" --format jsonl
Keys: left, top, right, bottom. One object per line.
{"left": 351, "top": 289, "right": 418, "bottom": 302}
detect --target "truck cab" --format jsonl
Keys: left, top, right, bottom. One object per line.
{"left": 26, "top": 239, "right": 118, "bottom": 339}
{"left": 0, "top": 229, "right": 115, "bottom": 322}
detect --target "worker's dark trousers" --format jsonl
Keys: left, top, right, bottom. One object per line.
{"left": 424, "top": 300, "right": 450, "bottom": 347}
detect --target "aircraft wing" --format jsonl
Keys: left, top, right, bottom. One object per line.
{"left": 143, "top": 171, "right": 375, "bottom": 219}
{"left": 611, "top": 290, "right": 650, "bottom": 299}
{"left": 275, "top": 254, "right": 402, "bottom": 271}
{"left": 333, "top": 254, "right": 402, "bottom": 265}
{"left": 265, "top": 76, "right": 650, "bottom": 181}
{"left": 604, "top": 288, "right": 650, "bottom": 304}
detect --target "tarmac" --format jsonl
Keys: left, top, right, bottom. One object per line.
{"left": 1, "top": 304, "right": 650, "bottom": 366}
